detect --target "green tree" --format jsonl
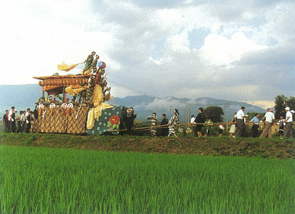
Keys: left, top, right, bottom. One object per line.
{"left": 274, "top": 95, "right": 295, "bottom": 118}
{"left": 203, "top": 106, "right": 224, "bottom": 122}
{"left": 246, "top": 112, "right": 264, "bottom": 121}
{"left": 286, "top": 96, "right": 295, "bottom": 110}
{"left": 274, "top": 95, "right": 287, "bottom": 118}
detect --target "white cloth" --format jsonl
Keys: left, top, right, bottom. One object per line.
{"left": 21, "top": 114, "right": 26, "bottom": 122}
{"left": 264, "top": 112, "right": 275, "bottom": 123}
{"left": 236, "top": 109, "right": 244, "bottom": 119}
{"left": 229, "top": 125, "right": 236, "bottom": 133}
{"left": 190, "top": 117, "right": 195, "bottom": 123}
{"left": 286, "top": 111, "right": 293, "bottom": 122}
{"left": 8, "top": 110, "right": 14, "bottom": 121}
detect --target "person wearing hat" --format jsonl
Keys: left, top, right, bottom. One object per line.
{"left": 82, "top": 51, "right": 96, "bottom": 75}
{"left": 283, "top": 107, "right": 293, "bottom": 138}
{"left": 235, "top": 106, "right": 246, "bottom": 137}
{"left": 259, "top": 108, "right": 275, "bottom": 138}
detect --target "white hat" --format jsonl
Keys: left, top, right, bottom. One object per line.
{"left": 291, "top": 110, "right": 295, "bottom": 113}
{"left": 285, "top": 107, "right": 290, "bottom": 111}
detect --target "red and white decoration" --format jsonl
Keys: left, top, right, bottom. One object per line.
{"left": 67, "top": 103, "right": 74, "bottom": 115}
{"left": 61, "top": 103, "right": 67, "bottom": 115}
{"left": 38, "top": 103, "right": 44, "bottom": 116}
{"left": 50, "top": 103, "right": 56, "bottom": 115}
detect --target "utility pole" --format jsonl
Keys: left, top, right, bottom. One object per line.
{"left": 224, "top": 102, "right": 230, "bottom": 128}
{"left": 187, "top": 106, "right": 190, "bottom": 123}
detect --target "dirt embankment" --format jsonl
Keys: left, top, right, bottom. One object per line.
{"left": 1, "top": 133, "right": 294, "bottom": 159}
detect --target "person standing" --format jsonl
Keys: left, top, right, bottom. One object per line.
{"left": 229, "top": 112, "right": 237, "bottom": 138}
{"left": 16, "top": 110, "right": 21, "bottom": 133}
{"left": 92, "top": 55, "right": 100, "bottom": 73}
{"left": 284, "top": 107, "right": 293, "bottom": 138}
{"left": 219, "top": 124, "right": 225, "bottom": 137}
{"left": 25, "top": 108, "right": 31, "bottom": 133}
{"left": 242, "top": 115, "right": 249, "bottom": 137}
{"left": 147, "top": 112, "right": 158, "bottom": 137}
{"left": 259, "top": 108, "right": 275, "bottom": 138}
{"left": 82, "top": 51, "right": 96, "bottom": 75}
{"left": 204, "top": 119, "right": 213, "bottom": 137}
{"left": 124, "top": 107, "right": 137, "bottom": 136}
{"left": 3, "top": 110, "right": 9, "bottom": 132}
{"left": 250, "top": 113, "right": 260, "bottom": 138}
{"left": 168, "top": 109, "right": 180, "bottom": 137}
{"left": 20, "top": 111, "right": 26, "bottom": 133}
{"left": 190, "top": 115, "right": 195, "bottom": 123}
{"left": 160, "top": 114, "right": 169, "bottom": 136}
{"left": 9, "top": 106, "right": 16, "bottom": 133}
{"left": 235, "top": 106, "right": 245, "bottom": 137}
{"left": 194, "top": 107, "right": 205, "bottom": 137}
{"left": 277, "top": 115, "right": 286, "bottom": 139}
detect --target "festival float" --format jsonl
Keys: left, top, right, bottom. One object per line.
{"left": 32, "top": 52, "right": 126, "bottom": 135}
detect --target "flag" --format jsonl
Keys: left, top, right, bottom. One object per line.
{"left": 57, "top": 62, "right": 81, "bottom": 72}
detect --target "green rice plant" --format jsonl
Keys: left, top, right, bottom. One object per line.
{"left": 0, "top": 145, "right": 294, "bottom": 214}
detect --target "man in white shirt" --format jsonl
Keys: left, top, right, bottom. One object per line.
{"left": 235, "top": 106, "right": 245, "bottom": 137}
{"left": 259, "top": 108, "right": 275, "bottom": 138}
{"left": 284, "top": 107, "right": 293, "bottom": 138}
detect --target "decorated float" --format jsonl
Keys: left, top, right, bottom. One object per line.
{"left": 32, "top": 53, "right": 127, "bottom": 135}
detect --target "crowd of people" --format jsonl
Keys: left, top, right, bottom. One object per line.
{"left": 129, "top": 106, "right": 294, "bottom": 139}
{"left": 228, "top": 106, "right": 294, "bottom": 139}
{"left": 145, "top": 109, "right": 180, "bottom": 137}
{"left": 2, "top": 106, "right": 37, "bottom": 133}
{"left": 2, "top": 104, "right": 294, "bottom": 139}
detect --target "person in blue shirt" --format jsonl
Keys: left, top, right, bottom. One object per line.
{"left": 250, "top": 113, "right": 260, "bottom": 137}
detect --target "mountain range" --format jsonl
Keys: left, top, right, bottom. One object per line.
{"left": 0, "top": 84, "right": 265, "bottom": 122}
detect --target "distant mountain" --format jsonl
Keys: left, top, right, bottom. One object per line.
{"left": 0, "top": 84, "right": 40, "bottom": 113}
{"left": 0, "top": 84, "right": 265, "bottom": 122}
{"left": 112, "top": 96, "right": 265, "bottom": 122}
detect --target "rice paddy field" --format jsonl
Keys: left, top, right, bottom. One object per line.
{"left": 1, "top": 145, "right": 295, "bottom": 214}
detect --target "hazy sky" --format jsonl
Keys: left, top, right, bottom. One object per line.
{"left": 1, "top": 0, "right": 294, "bottom": 108}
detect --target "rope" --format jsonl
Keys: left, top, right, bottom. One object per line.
{"left": 107, "top": 121, "right": 284, "bottom": 133}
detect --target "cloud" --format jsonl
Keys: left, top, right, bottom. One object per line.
{"left": 142, "top": 97, "right": 187, "bottom": 111}
{"left": 1, "top": 0, "right": 295, "bottom": 107}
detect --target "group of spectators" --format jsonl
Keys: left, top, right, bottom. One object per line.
{"left": 2, "top": 106, "right": 37, "bottom": 133}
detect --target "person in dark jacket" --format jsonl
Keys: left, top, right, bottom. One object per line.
{"left": 10, "top": 108, "right": 16, "bottom": 133}
{"left": 124, "top": 107, "right": 137, "bottom": 136}
{"left": 194, "top": 107, "right": 205, "bottom": 137}
{"left": 3, "top": 110, "right": 9, "bottom": 132}
{"left": 160, "top": 114, "right": 169, "bottom": 136}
